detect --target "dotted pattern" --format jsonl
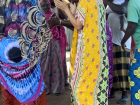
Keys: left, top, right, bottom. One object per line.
{"left": 70, "top": 0, "right": 109, "bottom": 105}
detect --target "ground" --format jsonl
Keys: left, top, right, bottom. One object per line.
{"left": 0, "top": 87, "right": 131, "bottom": 105}
{"left": 0, "top": 52, "right": 131, "bottom": 105}
{"left": 46, "top": 87, "right": 131, "bottom": 105}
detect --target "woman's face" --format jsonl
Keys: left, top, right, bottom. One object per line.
{"left": 40, "top": 0, "right": 50, "bottom": 13}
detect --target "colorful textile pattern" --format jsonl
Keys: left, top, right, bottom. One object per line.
{"left": 0, "top": 0, "right": 51, "bottom": 104}
{"left": 0, "top": 38, "right": 45, "bottom": 103}
{"left": 1, "top": 85, "right": 47, "bottom": 105}
{"left": 70, "top": 0, "right": 109, "bottom": 104}
{"left": 17, "top": 0, "right": 52, "bottom": 68}
{"left": 113, "top": 44, "right": 130, "bottom": 91}
{"left": 40, "top": 0, "right": 68, "bottom": 94}
{"left": 41, "top": 39, "right": 65, "bottom": 94}
{"left": 106, "top": 22, "right": 113, "bottom": 97}
{"left": 3, "top": 0, "right": 52, "bottom": 68}
{"left": 129, "top": 49, "right": 140, "bottom": 105}
{"left": 40, "top": 0, "right": 68, "bottom": 62}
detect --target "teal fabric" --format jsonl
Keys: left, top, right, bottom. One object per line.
{"left": 127, "top": 0, "right": 140, "bottom": 48}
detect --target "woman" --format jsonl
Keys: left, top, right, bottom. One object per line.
{"left": 0, "top": 0, "right": 52, "bottom": 104}
{"left": 40, "top": 0, "right": 68, "bottom": 96}
{"left": 103, "top": 0, "right": 113, "bottom": 98}
{"left": 106, "top": 22, "right": 113, "bottom": 98}
{"left": 54, "top": 0, "right": 109, "bottom": 104}
{"left": 121, "top": 0, "right": 140, "bottom": 104}
{"left": 106, "top": 1, "right": 131, "bottom": 103}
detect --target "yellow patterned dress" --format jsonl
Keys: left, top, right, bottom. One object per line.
{"left": 70, "top": 0, "right": 109, "bottom": 104}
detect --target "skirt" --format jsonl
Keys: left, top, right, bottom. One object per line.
{"left": 41, "top": 39, "right": 66, "bottom": 94}
{"left": 129, "top": 49, "right": 140, "bottom": 105}
{"left": 113, "top": 44, "right": 130, "bottom": 91}
{"left": 1, "top": 85, "right": 47, "bottom": 105}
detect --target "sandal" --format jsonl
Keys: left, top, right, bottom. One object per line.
{"left": 53, "top": 93, "right": 61, "bottom": 96}
{"left": 65, "top": 82, "right": 69, "bottom": 87}
{"left": 118, "top": 98, "right": 128, "bottom": 104}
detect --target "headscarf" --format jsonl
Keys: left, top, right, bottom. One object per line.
{"left": 0, "top": 0, "right": 52, "bottom": 68}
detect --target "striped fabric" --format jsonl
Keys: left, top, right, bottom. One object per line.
{"left": 113, "top": 44, "right": 130, "bottom": 91}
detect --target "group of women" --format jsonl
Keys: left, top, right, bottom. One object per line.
{"left": 0, "top": 0, "right": 68, "bottom": 104}
{"left": 0, "top": 0, "right": 139, "bottom": 105}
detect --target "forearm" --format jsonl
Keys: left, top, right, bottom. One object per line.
{"left": 121, "top": 27, "right": 135, "bottom": 44}
{"left": 64, "top": 9, "right": 82, "bottom": 30}
{"left": 61, "top": 20, "right": 74, "bottom": 30}
{"left": 58, "top": 9, "right": 67, "bottom": 19}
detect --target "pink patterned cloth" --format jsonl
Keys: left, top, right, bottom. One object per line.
{"left": 40, "top": 0, "right": 68, "bottom": 94}
{"left": 106, "top": 22, "right": 113, "bottom": 97}
{"left": 44, "top": 8, "right": 68, "bottom": 62}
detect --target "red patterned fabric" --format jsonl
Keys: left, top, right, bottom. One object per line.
{"left": 1, "top": 85, "right": 47, "bottom": 105}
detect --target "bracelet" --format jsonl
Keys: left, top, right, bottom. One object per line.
{"left": 60, "top": 19, "right": 62, "bottom": 25}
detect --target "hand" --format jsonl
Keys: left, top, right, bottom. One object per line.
{"left": 121, "top": 42, "right": 127, "bottom": 52}
{"left": 54, "top": 0, "right": 69, "bottom": 12}
{"left": 120, "top": 28, "right": 126, "bottom": 33}
{"left": 48, "top": 18, "right": 60, "bottom": 27}
{"left": 70, "top": 3, "right": 76, "bottom": 15}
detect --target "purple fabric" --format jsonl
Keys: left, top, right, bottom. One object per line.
{"left": 106, "top": 22, "right": 113, "bottom": 97}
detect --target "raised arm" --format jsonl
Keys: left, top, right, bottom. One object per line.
{"left": 54, "top": 0, "right": 83, "bottom": 30}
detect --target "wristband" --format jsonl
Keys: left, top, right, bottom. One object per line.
{"left": 60, "top": 19, "right": 62, "bottom": 25}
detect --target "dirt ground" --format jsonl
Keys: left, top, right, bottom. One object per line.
{"left": 0, "top": 52, "right": 131, "bottom": 105}
{"left": 46, "top": 87, "right": 131, "bottom": 105}
{"left": 0, "top": 87, "right": 130, "bottom": 105}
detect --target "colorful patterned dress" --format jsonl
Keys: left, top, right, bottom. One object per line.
{"left": 106, "top": 22, "right": 113, "bottom": 97}
{"left": 40, "top": 0, "right": 68, "bottom": 94}
{"left": 0, "top": 0, "right": 51, "bottom": 104}
{"left": 129, "top": 49, "right": 140, "bottom": 105}
{"left": 70, "top": 0, "right": 109, "bottom": 104}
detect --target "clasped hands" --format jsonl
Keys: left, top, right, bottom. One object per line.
{"left": 48, "top": 0, "right": 76, "bottom": 27}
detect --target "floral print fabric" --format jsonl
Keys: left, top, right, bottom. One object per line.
{"left": 106, "top": 22, "right": 113, "bottom": 97}
{"left": 70, "top": 0, "right": 109, "bottom": 104}
{"left": 129, "top": 49, "right": 140, "bottom": 105}
{"left": 0, "top": 0, "right": 51, "bottom": 103}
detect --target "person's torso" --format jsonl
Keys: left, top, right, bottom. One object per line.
{"left": 129, "top": 0, "right": 140, "bottom": 48}
{"left": 107, "top": 13, "right": 131, "bottom": 49}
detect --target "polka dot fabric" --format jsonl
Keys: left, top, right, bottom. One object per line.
{"left": 70, "top": 0, "right": 109, "bottom": 104}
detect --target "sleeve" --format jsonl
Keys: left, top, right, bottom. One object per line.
{"left": 75, "top": 0, "right": 87, "bottom": 26}
{"left": 106, "top": 7, "right": 113, "bottom": 14}
{"left": 127, "top": 3, "right": 139, "bottom": 23}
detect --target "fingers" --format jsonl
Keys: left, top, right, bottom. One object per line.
{"left": 122, "top": 46, "right": 125, "bottom": 52}
{"left": 62, "top": 0, "right": 67, "bottom": 4}
{"left": 54, "top": 0, "right": 63, "bottom": 8}
{"left": 54, "top": 0, "right": 61, "bottom": 6}
{"left": 74, "top": 3, "right": 76, "bottom": 7}
{"left": 125, "top": 44, "right": 126, "bottom": 47}
{"left": 70, "top": 3, "right": 74, "bottom": 7}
